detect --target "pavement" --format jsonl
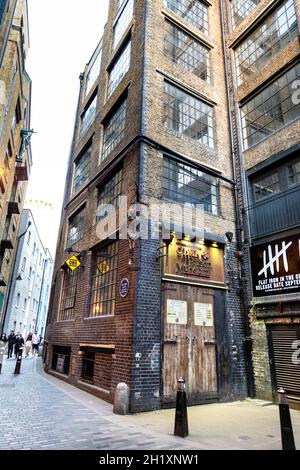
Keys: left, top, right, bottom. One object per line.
{"left": 0, "top": 356, "right": 299, "bottom": 450}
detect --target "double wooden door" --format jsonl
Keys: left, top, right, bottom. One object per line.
{"left": 162, "top": 282, "right": 218, "bottom": 405}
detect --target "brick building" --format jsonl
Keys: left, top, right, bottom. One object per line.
{"left": 0, "top": 0, "right": 32, "bottom": 329}
{"left": 44, "top": 0, "right": 259, "bottom": 412}
{"left": 224, "top": 0, "right": 300, "bottom": 409}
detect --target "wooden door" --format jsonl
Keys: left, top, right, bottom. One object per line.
{"left": 162, "top": 282, "right": 218, "bottom": 405}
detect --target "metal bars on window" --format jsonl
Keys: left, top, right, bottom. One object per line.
{"left": 162, "top": 156, "right": 219, "bottom": 214}
{"left": 73, "top": 147, "right": 91, "bottom": 194}
{"left": 90, "top": 242, "right": 119, "bottom": 317}
{"left": 108, "top": 40, "right": 131, "bottom": 98}
{"left": 231, "top": 0, "right": 260, "bottom": 29}
{"left": 67, "top": 208, "right": 85, "bottom": 248}
{"left": 236, "top": 0, "right": 298, "bottom": 84}
{"left": 96, "top": 169, "right": 122, "bottom": 222}
{"left": 58, "top": 269, "right": 79, "bottom": 321}
{"left": 241, "top": 63, "right": 300, "bottom": 149}
{"left": 164, "top": 81, "right": 215, "bottom": 148}
{"left": 164, "top": 21, "right": 210, "bottom": 81}
{"left": 80, "top": 95, "right": 97, "bottom": 140}
{"left": 165, "top": 0, "right": 208, "bottom": 35}
{"left": 113, "top": 0, "right": 134, "bottom": 50}
{"left": 102, "top": 98, "right": 127, "bottom": 160}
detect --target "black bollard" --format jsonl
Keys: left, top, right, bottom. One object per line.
{"left": 278, "top": 387, "right": 296, "bottom": 450}
{"left": 14, "top": 347, "right": 24, "bottom": 375}
{"left": 174, "top": 377, "right": 189, "bottom": 438}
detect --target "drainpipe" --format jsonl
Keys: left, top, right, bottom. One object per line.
{"left": 220, "top": 0, "right": 255, "bottom": 398}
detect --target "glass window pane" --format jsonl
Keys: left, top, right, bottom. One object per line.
{"left": 108, "top": 40, "right": 131, "bottom": 98}
{"left": 102, "top": 98, "right": 127, "bottom": 160}
{"left": 113, "top": 0, "right": 134, "bottom": 50}
{"left": 162, "top": 156, "right": 219, "bottom": 214}
{"left": 165, "top": 0, "right": 209, "bottom": 35}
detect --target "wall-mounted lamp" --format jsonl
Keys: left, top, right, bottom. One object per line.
{"left": 225, "top": 231, "right": 234, "bottom": 243}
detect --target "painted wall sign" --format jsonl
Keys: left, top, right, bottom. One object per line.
{"left": 164, "top": 238, "right": 224, "bottom": 284}
{"left": 167, "top": 299, "right": 187, "bottom": 325}
{"left": 194, "top": 303, "right": 214, "bottom": 326}
{"left": 251, "top": 234, "right": 300, "bottom": 297}
{"left": 120, "top": 278, "right": 130, "bottom": 298}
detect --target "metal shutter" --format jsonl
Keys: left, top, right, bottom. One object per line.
{"left": 268, "top": 325, "right": 300, "bottom": 401}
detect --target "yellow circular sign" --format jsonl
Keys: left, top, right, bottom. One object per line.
{"left": 98, "top": 260, "right": 110, "bottom": 274}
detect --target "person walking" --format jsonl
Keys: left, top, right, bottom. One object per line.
{"left": 14, "top": 334, "right": 24, "bottom": 358}
{"left": 32, "top": 331, "right": 40, "bottom": 357}
{"left": 7, "top": 331, "right": 16, "bottom": 359}
{"left": 25, "top": 333, "right": 32, "bottom": 358}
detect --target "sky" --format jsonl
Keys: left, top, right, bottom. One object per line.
{"left": 25, "top": 0, "right": 109, "bottom": 257}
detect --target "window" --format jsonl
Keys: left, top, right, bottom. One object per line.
{"left": 288, "top": 160, "right": 300, "bottom": 186}
{"left": 32, "top": 242, "right": 36, "bottom": 255}
{"left": 29, "top": 267, "right": 32, "bottom": 280}
{"left": 24, "top": 298, "right": 27, "bottom": 310}
{"left": 67, "top": 208, "right": 85, "bottom": 247}
{"left": 102, "top": 98, "right": 127, "bottom": 161}
{"left": 73, "top": 146, "right": 91, "bottom": 194}
{"left": 165, "top": 0, "right": 208, "bottom": 35}
{"left": 231, "top": 0, "right": 260, "bottom": 29}
{"left": 251, "top": 156, "right": 300, "bottom": 202}
{"left": 51, "top": 346, "right": 71, "bottom": 375}
{"left": 16, "top": 293, "right": 20, "bottom": 307}
{"left": 162, "top": 157, "right": 219, "bottom": 214}
{"left": 236, "top": 0, "right": 298, "bottom": 84}
{"left": 253, "top": 171, "right": 280, "bottom": 201}
{"left": 164, "top": 21, "right": 210, "bottom": 81}
{"left": 80, "top": 94, "right": 97, "bottom": 139}
{"left": 85, "top": 50, "right": 102, "bottom": 97}
{"left": 21, "top": 257, "right": 26, "bottom": 271}
{"left": 113, "top": 0, "right": 134, "bottom": 50}
{"left": 81, "top": 352, "right": 95, "bottom": 383}
{"left": 108, "top": 40, "right": 131, "bottom": 98}
{"left": 27, "top": 231, "right": 31, "bottom": 244}
{"left": 241, "top": 63, "right": 300, "bottom": 150}
{"left": 90, "top": 242, "right": 119, "bottom": 317}
{"left": 96, "top": 169, "right": 123, "bottom": 222}
{"left": 58, "top": 269, "right": 79, "bottom": 321}
{"left": 164, "top": 81, "right": 215, "bottom": 148}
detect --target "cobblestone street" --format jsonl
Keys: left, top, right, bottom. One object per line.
{"left": 0, "top": 357, "right": 199, "bottom": 450}
{"left": 1, "top": 357, "right": 300, "bottom": 451}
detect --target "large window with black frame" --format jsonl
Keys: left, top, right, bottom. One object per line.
{"left": 236, "top": 0, "right": 298, "bottom": 85}
{"left": 96, "top": 169, "right": 122, "bottom": 222}
{"left": 58, "top": 269, "right": 79, "bottom": 322}
{"left": 165, "top": 0, "right": 209, "bottom": 35}
{"left": 85, "top": 49, "right": 102, "bottom": 98}
{"left": 241, "top": 62, "right": 300, "bottom": 150}
{"left": 73, "top": 146, "right": 91, "bottom": 194}
{"left": 231, "top": 0, "right": 260, "bottom": 29}
{"left": 80, "top": 94, "right": 97, "bottom": 140}
{"left": 102, "top": 97, "right": 127, "bottom": 160}
{"left": 164, "top": 21, "right": 211, "bottom": 82}
{"left": 164, "top": 81, "right": 215, "bottom": 148}
{"left": 113, "top": 0, "right": 134, "bottom": 49}
{"left": 67, "top": 207, "right": 86, "bottom": 248}
{"left": 162, "top": 156, "right": 219, "bottom": 214}
{"left": 90, "top": 242, "right": 119, "bottom": 317}
{"left": 107, "top": 39, "right": 131, "bottom": 98}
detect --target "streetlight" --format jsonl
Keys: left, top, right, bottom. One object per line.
{"left": 0, "top": 221, "right": 32, "bottom": 335}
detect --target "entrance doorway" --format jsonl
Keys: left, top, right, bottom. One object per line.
{"left": 162, "top": 282, "right": 219, "bottom": 405}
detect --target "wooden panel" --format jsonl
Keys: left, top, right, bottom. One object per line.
{"left": 162, "top": 282, "right": 218, "bottom": 404}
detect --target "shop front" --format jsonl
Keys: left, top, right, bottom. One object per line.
{"left": 161, "top": 235, "right": 229, "bottom": 406}
{"left": 251, "top": 233, "right": 300, "bottom": 409}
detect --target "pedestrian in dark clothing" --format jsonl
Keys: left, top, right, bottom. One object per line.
{"left": 7, "top": 331, "right": 16, "bottom": 359}
{"left": 14, "top": 334, "right": 24, "bottom": 358}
